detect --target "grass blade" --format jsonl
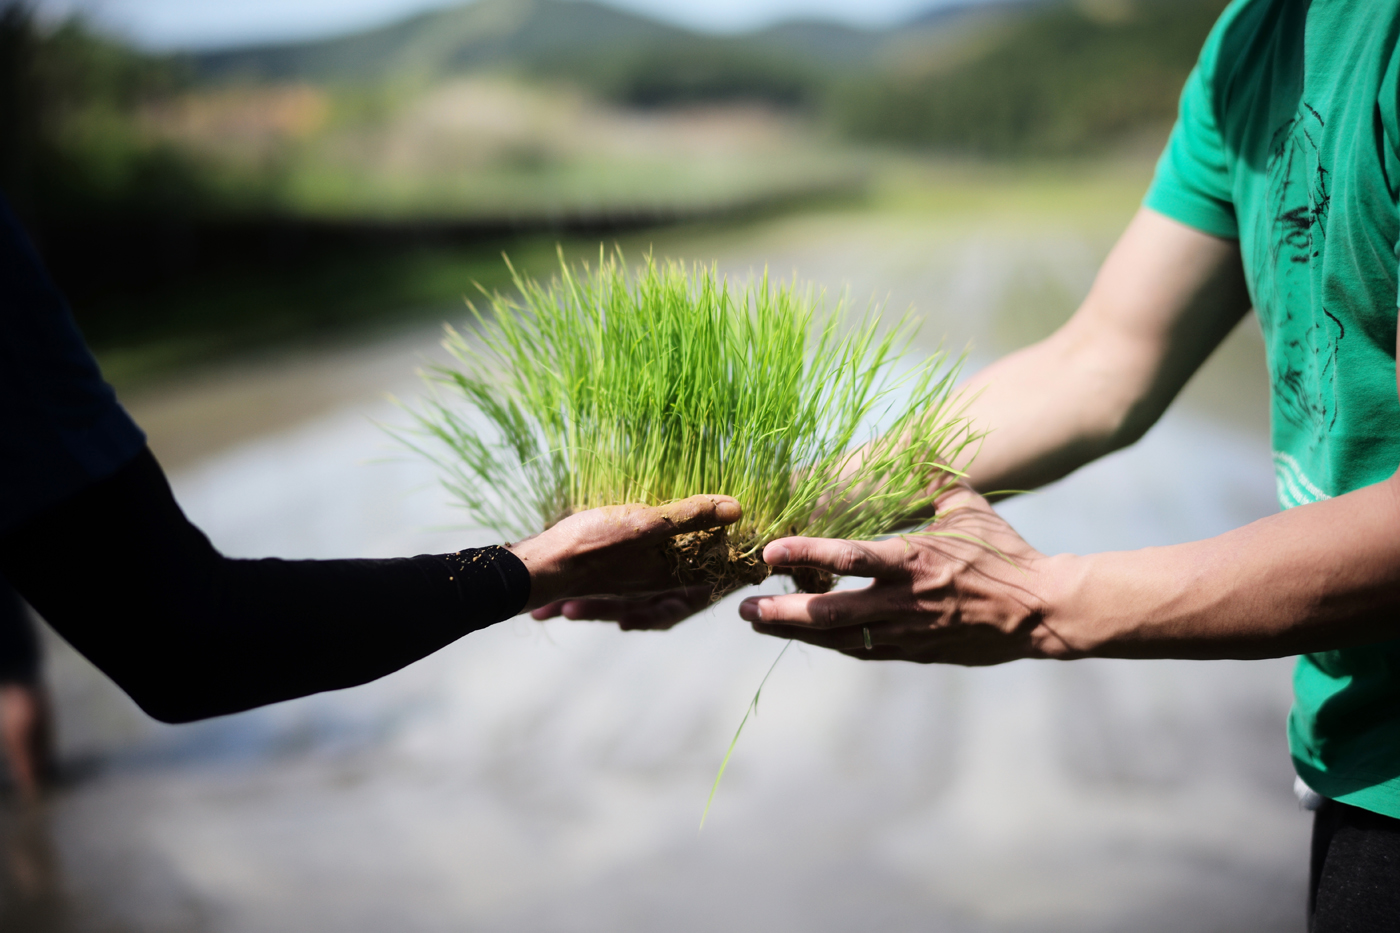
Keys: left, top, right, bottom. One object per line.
{"left": 699, "top": 639, "right": 793, "bottom": 832}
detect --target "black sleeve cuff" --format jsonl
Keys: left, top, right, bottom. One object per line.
{"left": 431, "top": 545, "right": 532, "bottom": 628}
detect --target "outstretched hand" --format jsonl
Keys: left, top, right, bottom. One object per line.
{"left": 739, "top": 488, "right": 1075, "bottom": 665}
{"left": 507, "top": 495, "right": 741, "bottom": 614}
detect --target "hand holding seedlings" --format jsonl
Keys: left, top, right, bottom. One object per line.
{"left": 406, "top": 249, "right": 979, "bottom": 615}
{"left": 739, "top": 484, "right": 1072, "bottom": 666}
{"left": 507, "top": 494, "right": 742, "bottom": 613}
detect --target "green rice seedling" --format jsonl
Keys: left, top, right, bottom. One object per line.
{"left": 406, "top": 248, "right": 981, "bottom": 596}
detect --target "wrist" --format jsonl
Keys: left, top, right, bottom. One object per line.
{"left": 505, "top": 537, "right": 572, "bottom": 611}
{"left": 1030, "top": 552, "right": 1113, "bottom": 659}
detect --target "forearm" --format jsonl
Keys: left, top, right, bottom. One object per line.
{"left": 1040, "top": 474, "right": 1400, "bottom": 660}
{"left": 956, "top": 323, "right": 1154, "bottom": 493}
{"left": 0, "top": 449, "right": 530, "bottom": 722}
{"left": 954, "top": 209, "right": 1250, "bottom": 494}
{"left": 841, "top": 323, "right": 1148, "bottom": 514}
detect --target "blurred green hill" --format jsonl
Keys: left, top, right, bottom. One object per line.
{"left": 3, "top": 0, "right": 1235, "bottom": 230}
{"left": 194, "top": 0, "right": 888, "bottom": 110}
{"left": 835, "top": 0, "right": 1230, "bottom": 155}
{"left": 190, "top": 0, "right": 1062, "bottom": 87}
{"left": 196, "top": 0, "right": 693, "bottom": 85}
{"left": 190, "top": 0, "right": 1227, "bottom": 145}
{"left": 192, "top": 0, "right": 1010, "bottom": 108}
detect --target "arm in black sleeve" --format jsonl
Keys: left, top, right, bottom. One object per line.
{"left": 0, "top": 447, "right": 531, "bottom": 723}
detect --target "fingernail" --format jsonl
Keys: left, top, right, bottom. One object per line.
{"left": 738, "top": 599, "right": 763, "bottom": 622}
{"left": 715, "top": 499, "right": 741, "bottom": 523}
{"left": 766, "top": 544, "right": 790, "bottom": 565}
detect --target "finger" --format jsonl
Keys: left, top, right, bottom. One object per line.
{"left": 557, "top": 598, "right": 634, "bottom": 621}
{"left": 617, "top": 596, "right": 705, "bottom": 631}
{"left": 621, "top": 587, "right": 716, "bottom": 629}
{"left": 531, "top": 600, "right": 568, "bottom": 621}
{"left": 552, "top": 587, "right": 714, "bottom": 625}
{"left": 627, "top": 495, "right": 742, "bottom": 540}
{"left": 760, "top": 536, "right": 912, "bottom": 581}
{"left": 738, "top": 587, "right": 898, "bottom": 630}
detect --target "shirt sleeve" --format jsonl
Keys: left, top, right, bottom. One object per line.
{"left": 0, "top": 448, "right": 532, "bottom": 723}
{"left": 0, "top": 197, "right": 146, "bottom": 534}
{"left": 1143, "top": 17, "right": 1239, "bottom": 239}
{"left": 1380, "top": 32, "right": 1400, "bottom": 306}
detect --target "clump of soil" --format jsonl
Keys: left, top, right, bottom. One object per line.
{"left": 787, "top": 565, "right": 835, "bottom": 594}
{"left": 665, "top": 527, "right": 768, "bottom": 597}
{"left": 664, "top": 527, "right": 834, "bottom": 598}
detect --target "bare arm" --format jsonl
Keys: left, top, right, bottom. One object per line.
{"left": 956, "top": 207, "right": 1251, "bottom": 493}
{"left": 741, "top": 473, "right": 1400, "bottom": 663}
{"left": 1046, "top": 469, "right": 1400, "bottom": 659}
{"left": 739, "top": 210, "right": 1400, "bottom": 662}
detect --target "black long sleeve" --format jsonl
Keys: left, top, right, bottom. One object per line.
{"left": 0, "top": 448, "right": 530, "bottom": 723}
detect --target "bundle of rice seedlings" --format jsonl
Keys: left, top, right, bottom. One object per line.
{"left": 407, "top": 249, "right": 980, "bottom": 597}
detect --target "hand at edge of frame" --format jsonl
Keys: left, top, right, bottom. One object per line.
{"left": 738, "top": 487, "right": 1082, "bottom": 665}
{"left": 507, "top": 495, "right": 740, "bottom": 614}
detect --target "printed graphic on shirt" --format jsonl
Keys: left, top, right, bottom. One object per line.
{"left": 1253, "top": 101, "right": 1343, "bottom": 452}
{"left": 1274, "top": 450, "right": 1332, "bottom": 508}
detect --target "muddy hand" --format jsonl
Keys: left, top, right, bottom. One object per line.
{"left": 507, "top": 495, "right": 741, "bottom": 614}
{"left": 738, "top": 488, "right": 1058, "bottom": 666}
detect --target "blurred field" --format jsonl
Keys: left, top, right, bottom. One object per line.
{"left": 103, "top": 153, "right": 1269, "bottom": 467}
{"left": 138, "top": 77, "right": 862, "bottom": 220}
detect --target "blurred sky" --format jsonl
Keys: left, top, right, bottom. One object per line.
{"left": 34, "top": 0, "right": 982, "bottom": 49}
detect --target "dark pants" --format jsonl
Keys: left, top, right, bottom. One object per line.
{"left": 1310, "top": 798, "right": 1400, "bottom": 932}
{"left": 0, "top": 575, "right": 38, "bottom": 685}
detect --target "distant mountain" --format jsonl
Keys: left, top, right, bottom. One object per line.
{"left": 196, "top": 0, "right": 691, "bottom": 83}
{"left": 906, "top": 0, "right": 1048, "bottom": 26}
{"left": 191, "top": 0, "right": 1226, "bottom": 155}
{"left": 193, "top": 0, "right": 1032, "bottom": 86}
{"left": 740, "top": 19, "right": 887, "bottom": 65}
{"left": 834, "top": 0, "right": 1230, "bottom": 154}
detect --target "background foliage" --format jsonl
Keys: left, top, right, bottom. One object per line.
{"left": 0, "top": 6, "right": 264, "bottom": 223}
{"left": 2, "top": 0, "right": 1233, "bottom": 227}
{"left": 832, "top": 0, "right": 1230, "bottom": 155}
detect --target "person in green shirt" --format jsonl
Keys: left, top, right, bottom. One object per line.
{"left": 545, "top": 0, "right": 1400, "bottom": 927}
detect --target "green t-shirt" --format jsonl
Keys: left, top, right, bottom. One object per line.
{"left": 1144, "top": 0, "right": 1400, "bottom": 819}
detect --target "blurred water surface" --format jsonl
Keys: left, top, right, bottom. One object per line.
{"left": 0, "top": 189, "right": 1307, "bottom": 932}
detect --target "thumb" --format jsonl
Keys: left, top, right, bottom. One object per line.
{"left": 630, "top": 494, "right": 742, "bottom": 541}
